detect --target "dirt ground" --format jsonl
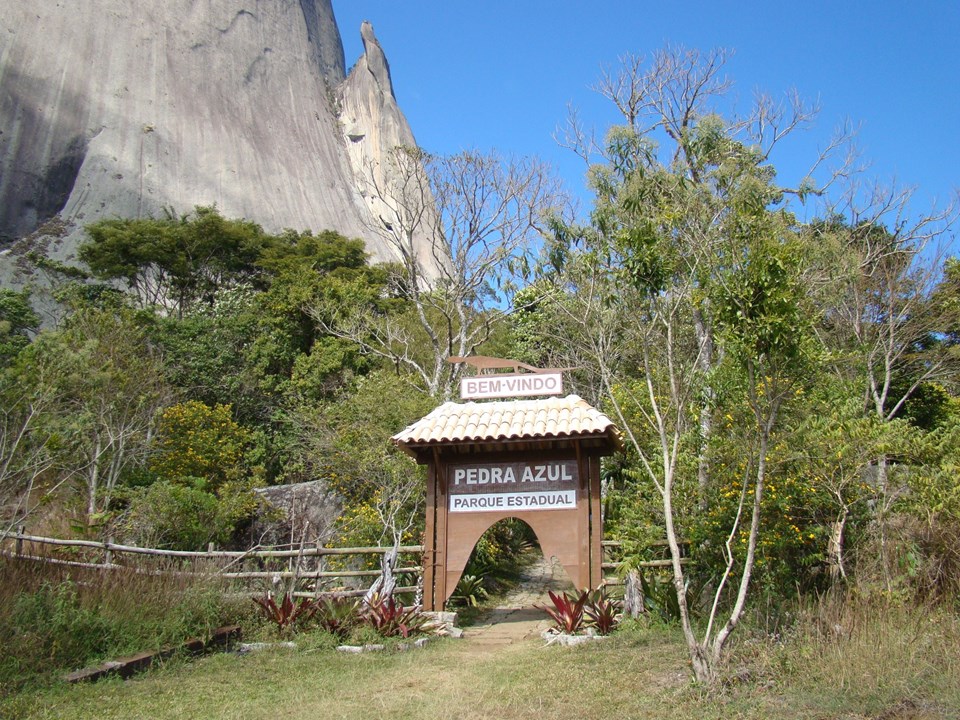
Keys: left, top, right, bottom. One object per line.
{"left": 461, "top": 554, "right": 572, "bottom": 648}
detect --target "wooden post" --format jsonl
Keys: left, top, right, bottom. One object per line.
{"left": 16, "top": 524, "right": 24, "bottom": 558}
{"left": 105, "top": 535, "right": 114, "bottom": 566}
{"left": 624, "top": 569, "right": 645, "bottom": 618}
{"left": 575, "top": 442, "right": 590, "bottom": 589}
{"left": 589, "top": 455, "right": 603, "bottom": 589}
{"left": 422, "top": 461, "right": 437, "bottom": 610}
{"left": 434, "top": 450, "right": 449, "bottom": 609}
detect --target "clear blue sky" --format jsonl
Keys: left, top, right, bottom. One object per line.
{"left": 334, "top": 2, "right": 959, "bottom": 240}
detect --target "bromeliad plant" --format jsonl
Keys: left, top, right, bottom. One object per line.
{"left": 539, "top": 590, "right": 589, "bottom": 634}
{"left": 450, "top": 574, "right": 489, "bottom": 608}
{"left": 252, "top": 591, "right": 318, "bottom": 635}
{"left": 363, "top": 593, "right": 430, "bottom": 639}
{"left": 313, "top": 595, "right": 361, "bottom": 640}
{"left": 584, "top": 587, "right": 622, "bottom": 635}
{"left": 538, "top": 587, "right": 623, "bottom": 635}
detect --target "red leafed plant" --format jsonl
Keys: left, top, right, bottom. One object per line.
{"left": 538, "top": 590, "right": 589, "bottom": 634}
{"left": 364, "top": 593, "right": 430, "bottom": 639}
{"left": 252, "top": 592, "right": 317, "bottom": 635}
{"left": 584, "top": 587, "right": 622, "bottom": 635}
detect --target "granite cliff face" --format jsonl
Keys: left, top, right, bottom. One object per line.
{"left": 0, "top": 1, "right": 430, "bottom": 284}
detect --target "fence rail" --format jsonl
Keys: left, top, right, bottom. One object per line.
{"left": 0, "top": 529, "right": 425, "bottom": 598}
{"left": 2, "top": 531, "right": 688, "bottom": 594}
{"left": 0, "top": 530, "right": 423, "bottom": 560}
{"left": 600, "top": 539, "right": 690, "bottom": 586}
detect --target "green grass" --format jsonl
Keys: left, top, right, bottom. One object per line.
{"left": 6, "top": 627, "right": 689, "bottom": 720}
{"left": 7, "top": 608, "right": 959, "bottom": 720}
{"left": 4, "top": 572, "right": 959, "bottom": 720}
{"left": 0, "top": 558, "right": 249, "bottom": 699}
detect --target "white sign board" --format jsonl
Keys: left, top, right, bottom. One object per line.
{"left": 447, "top": 459, "right": 578, "bottom": 513}
{"left": 450, "top": 490, "right": 576, "bottom": 513}
{"left": 460, "top": 372, "right": 563, "bottom": 400}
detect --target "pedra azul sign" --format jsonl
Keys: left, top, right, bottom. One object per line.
{"left": 447, "top": 459, "right": 577, "bottom": 513}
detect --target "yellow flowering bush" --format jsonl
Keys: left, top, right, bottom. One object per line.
{"left": 150, "top": 401, "right": 252, "bottom": 492}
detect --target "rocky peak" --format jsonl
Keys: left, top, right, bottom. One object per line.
{"left": 0, "top": 1, "right": 440, "bottom": 290}
{"left": 338, "top": 20, "right": 440, "bottom": 281}
{"left": 358, "top": 20, "right": 395, "bottom": 97}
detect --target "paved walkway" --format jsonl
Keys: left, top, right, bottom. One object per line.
{"left": 462, "top": 554, "right": 572, "bottom": 647}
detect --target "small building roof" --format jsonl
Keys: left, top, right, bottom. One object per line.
{"left": 391, "top": 394, "right": 622, "bottom": 456}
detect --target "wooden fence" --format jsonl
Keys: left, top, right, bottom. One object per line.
{"left": 601, "top": 539, "right": 689, "bottom": 582}
{"left": 0, "top": 528, "right": 425, "bottom": 599}
{"left": 1, "top": 529, "right": 688, "bottom": 603}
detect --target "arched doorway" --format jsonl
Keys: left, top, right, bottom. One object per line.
{"left": 448, "top": 516, "right": 576, "bottom": 606}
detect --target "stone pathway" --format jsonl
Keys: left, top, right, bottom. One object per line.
{"left": 462, "top": 554, "right": 572, "bottom": 647}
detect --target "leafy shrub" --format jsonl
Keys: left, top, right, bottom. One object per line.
{"left": 121, "top": 480, "right": 230, "bottom": 550}
{"left": 539, "top": 590, "right": 589, "bottom": 634}
{"left": 585, "top": 587, "right": 623, "bottom": 635}
{"left": 251, "top": 592, "right": 317, "bottom": 636}
{"left": 150, "top": 401, "right": 253, "bottom": 493}
{"left": 363, "top": 593, "right": 430, "bottom": 639}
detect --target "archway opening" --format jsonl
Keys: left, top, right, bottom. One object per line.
{"left": 447, "top": 517, "right": 575, "bottom": 610}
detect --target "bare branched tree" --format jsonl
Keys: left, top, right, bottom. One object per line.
{"left": 313, "top": 147, "right": 565, "bottom": 398}
{"left": 0, "top": 384, "right": 60, "bottom": 533}
{"left": 809, "top": 179, "right": 958, "bottom": 588}
{"left": 362, "top": 462, "right": 424, "bottom": 604}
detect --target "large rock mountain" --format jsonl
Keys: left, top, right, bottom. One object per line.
{"left": 0, "top": 0, "right": 430, "bottom": 285}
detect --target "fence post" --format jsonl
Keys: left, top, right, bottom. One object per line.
{"left": 16, "top": 524, "right": 25, "bottom": 558}
{"left": 105, "top": 535, "right": 114, "bottom": 566}
{"left": 624, "top": 568, "right": 645, "bottom": 618}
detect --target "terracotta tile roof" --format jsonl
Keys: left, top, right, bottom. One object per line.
{"left": 392, "top": 394, "right": 621, "bottom": 450}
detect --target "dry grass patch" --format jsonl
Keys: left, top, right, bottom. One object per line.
{"left": 11, "top": 628, "right": 694, "bottom": 720}
{"left": 7, "top": 602, "right": 960, "bottom": 720}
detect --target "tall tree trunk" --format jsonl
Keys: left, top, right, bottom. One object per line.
{"left": 827, "top": 506, "right": 849, "bottom": 582}
{"left": 86, "top": 435, "right": 102, "bottom": 521}
{"left": 693, "top": 307, "right": 715, "bottom": 503}
{"left": 876, "top": 454, "right": 893, "bottom": 592}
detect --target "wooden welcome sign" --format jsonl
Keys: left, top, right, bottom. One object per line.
{"left": 392, "top": 358, "right": 621, "bottom": 611}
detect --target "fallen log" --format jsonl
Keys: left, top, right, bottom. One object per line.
{"left": 64, "top": 625, "right": 241, "bottom": 684}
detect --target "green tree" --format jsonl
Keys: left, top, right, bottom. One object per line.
{"left": 148, "top": 236, "right": 387, "bottom": 485}
{"left": 80, "top": 206, "right": 272, "bottom": 317}
{"left": 0, "top": 289, "right": 39, "bottom": 367}
{"left": 26, "top": 303, "right": 172, "bottom": 523}
{"left": 538, "top": 44, "right": 842, "bottom": 682}
{"left": 929, "top": 256, "right": 960, "bottom": 391}
{"left": 295, "top": 371, "right": 432, "bottom": 550}
{"left": 804, "top": 198, "right": 956, "bottom": 590}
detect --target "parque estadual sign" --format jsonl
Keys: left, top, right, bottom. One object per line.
{"left": 392, "top": 356, "right": 622, "bottom": 611}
